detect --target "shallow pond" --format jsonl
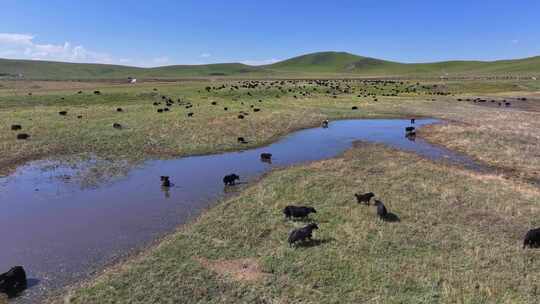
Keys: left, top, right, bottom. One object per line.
{"left": 0, "top": 118, "right": 480, "bottom": 302}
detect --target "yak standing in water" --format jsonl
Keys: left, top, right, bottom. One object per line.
{"left": 260, "top": 153, "right": 272, "bottom": 162}
{"left": 223, "top": 174, "right": 240, "bottom": 186}
{"left": 160, "top": 176, "right": 171, "bottom": 187}
{"left": 0, "top": 266, "right": 27, "bottom": 298}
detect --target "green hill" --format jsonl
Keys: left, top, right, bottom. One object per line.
{"left": 1, "top": 51, "right": 539, "bottom": 80}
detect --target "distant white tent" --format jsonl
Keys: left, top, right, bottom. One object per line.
{"left": 128, "top": 77, "right": 137, "bottom": 84}
{"left": 532, "top": 76, "right": 537, "bottom": 81}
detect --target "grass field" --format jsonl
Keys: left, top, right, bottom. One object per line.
{"left": 1, "top": 76, "right": 539, "bottom": 303}
{"left": 61, "top": 143, "right": 540, "bottom": 304}
{"left": 1, "top": 78, "right": 539, "bottom": 183}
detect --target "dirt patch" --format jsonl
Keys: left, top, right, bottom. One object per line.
{"left": 196, "top": 257, "right": 268, "bottom": 282}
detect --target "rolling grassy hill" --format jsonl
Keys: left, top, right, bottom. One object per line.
{"left": 1, "top": 51, "right": 539, "bottom": 80}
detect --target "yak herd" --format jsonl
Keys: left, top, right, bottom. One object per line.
{"left": 283, "top": 190, "right": 393, "bottom": 246}
{"left": 2, "top": 79, "right": 539, "bottom": 299}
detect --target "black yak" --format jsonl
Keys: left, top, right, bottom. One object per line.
{"left": 260, "top": 153, "right": 272, "bottom": 161}
{"left": 283, "top": 205, "right": 316, "bottom": 219}
{"left": 113, "top": 123, "right": 122, "bottom": 129}
{"left": 16, "top": 133, "right": 30, "bottom": 140}
{"left": 223, "top": 174, "right": 240, "bottom": 186}
{"left": 288, "top": 223, "right": 319, "bottom": 246}
{"left": 160, "top": 176, "right": 171, "bottom": 187}
{"left": 405, "top": 126, "right": 415, "bottom": 133}
{"left": 0, "top": 266, "right": 27, "bottom": 298}
{"left": 10, "top": 125, "right": 22, "bottom": 131}
{"left": 58, "top": 111, "right": 67, "bottom": 116}
{"left": 523, "top": 228, "right": 540, "bottom": 249}
{"left": 321, "top": 120, "right": 329, "bottom": 128}
{"left": 355, "top": 192, "right": 375, "bottom": 205}
{"left": 374, "top": 200, "right": 388, "bottom": 219}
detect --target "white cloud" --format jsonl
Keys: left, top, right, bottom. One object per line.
{"left": 0, "top": 33, "right": 114, "bottom": 64}
{"left": 0, "top": 33, "right": 282, "bottom": 68}
{"left": 0, "top": 33, "right": 178, "bottom": 67}
{"left": 0, "top": 33, "right": 34, "bottom": 46}
{"left": 239, "top": 58, "right": 280, "bottom": 66}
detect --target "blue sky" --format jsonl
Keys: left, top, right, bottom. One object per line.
{"left": 1, "top": 0, "right": 539, "bottom": 66}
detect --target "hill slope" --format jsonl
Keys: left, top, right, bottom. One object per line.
{"left": 1, "top": 51, "right": 539, "bottom": 79}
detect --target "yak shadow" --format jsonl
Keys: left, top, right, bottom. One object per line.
{"left": 294, "top": 237, "right": 334, "bottom": 248}
{"left": 26, "top": 278, "right": 40, "bottom": 289}
{"left": 382, "top": 212, "right": 401, "bottom": 223}
{"left": 223, "top": 182, "right": 248, "bottom": 193}
{"left": 8, "top": 278, "right": 41, "bottom": 299}
{"left": 160, "top": 186, "right": 171, "bottom": 199}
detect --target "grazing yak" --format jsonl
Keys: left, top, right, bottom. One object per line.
{"left": 355, "top": 192, "right": 375, "bottom": 205}
{"left": 10, "top": 125, "right": 22, "bottom": 131}
{"left": 374, "top": 200, "right": 388, "bottom": 219}
{"left": 288, "top": 223, "right": 319, "bottom": 246}
{"left": 16, "top": 134, "right": 30, "bottom": 140}
{"left": 58, "top": 111, "right": 68, "bottom": 116}
{"left": 223, "top": 174, "right": 240, "bottom": 186}
{"left": 0, "top": 266, "right": 27, "bottom": 298}
{"left": 283, "top": 205, "right": 316, "bottom": 219}
{"left": 237, "top": 137, "right": 247, "bottom": 144}
{"left": 112, "top": 123, "right": 122, "bottom": 129}
{"left": 523, "top": 228, "right": 540, "bottom": 249}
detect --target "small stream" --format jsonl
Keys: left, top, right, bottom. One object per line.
{"left": 0, "top": 118, "right": 482, "bottom": 302}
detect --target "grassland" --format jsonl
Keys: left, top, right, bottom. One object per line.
{"left": 2, "top": 51, "right": 540, "bottom": 80}
{"left": 1, "top": 76, "right": 539, "bottom": 303}
{"left": 62, "top": 143, "right": 540, "bottom": 303}
{"left": 1, "top": 79, "right": 539, "bottom": 184}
